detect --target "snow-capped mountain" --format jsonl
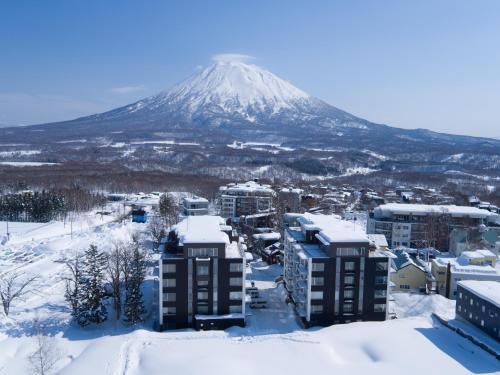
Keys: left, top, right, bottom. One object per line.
{"left": 89, "top": 57, "right": 358, "bottom": 130}
{"left": 1, "top": 56, "right": 499, "bottom": 179}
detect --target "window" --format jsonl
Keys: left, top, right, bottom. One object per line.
{"left": 311, "top": 291, "right": 324, "bottom": 299}
{"left": 459, "top": 292, "right": 462, "bottom": 299}
{"left": 344, "top": 262, "right": 355, "bottom": 271}
{"left": 375, "top": 276, "right": 387, "bottom": 285}
{"left": 469, "top": 312, "right": 472, "bottom": 319}
{"left": 165, "top": 263, "right": 176, "bottom": 273}
{"left": 230, "top": 262, "right": 243, "bottom": 272}
{"left": 482, "top": 305, "right": 485, "bottom": 313}
{"left": 376, "top": 262, "right": 388, "bottom": 271}
{"left": 400, "top": 284, "right": 410, "bottom": 290}
{"left": 458, "top": 305, "right": 461, "bottom": 312}
{"left": 470, "top": 299, "right": 473, "bottom": 306}
{"left": 198, "top": 280, "right": 209, "bottom": 287}
{"left": 164, "top": 293, "right": 176, "bottom": 302}
{"left": 312, "top": 262, "right": 325, "bottom": 272}
{"left": 311, "top": 305, "right": 323, "bottom": 314}
{"left": 188, "top": 248, "right": 218, "bottom": 257}
{"left": 481, "top": 320, "right": 484, "bottom": 327}
{"left": 344, "top": 275, "right": 355, "bottom": 285}
{"left": 164, "top": 307, "right": 176, "bottom": 315}
{"left": 230, "top": 291, "right": 242, "bottom": 300}
{"left": 374, "top": 304, "right": 386, "bottom": 313}
{"left": 374, "top": 289, "right": 387, "bottom": 299}
{"left": 197, "top": 265, "right": 209, "bottom": 276}
{"left": 229, "top": 305, "right": 242, "bottom": 313}
{"left": 197, "top": 305, "right": 209, "bottom": 314}
{"left": 344, "top": 289, "right": 354, "bottom": 299}
{"left": 343, "top": 303, "right": 353, "bottom": 313}
{"left": 312, "top": 277, "right": 324, "bottom": 286}
{"left": 165, "top": 279, "right": 176, "bottom": 287}
{"left": 337, "top": 247, "right": 364, "bottom": 256}
{"left": 230, "top": 277, "right": 243, "bottom": 286}
{"left": 197, "top": 291, "right": 209, "bottom": 300}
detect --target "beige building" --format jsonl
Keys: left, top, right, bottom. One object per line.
{"left": 390, "top": 250, "right": 428, "bottom": 293}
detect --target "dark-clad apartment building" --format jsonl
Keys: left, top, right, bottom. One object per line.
{"left": 159, "top": 215, "right": 245, "bottom": 330}
{"left": 284, "top": 213, "right": 391, "bottom": 327}
{"left": 456, "top": 280, "right": 500, "bottom": 341}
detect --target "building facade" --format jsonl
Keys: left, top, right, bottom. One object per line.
{"left": 181, "top": 196, "right": 209, "bottom": 216}
{"left": 456, "top": 280, "right": 500, "bottom": 341}
{"left": 218, "top": 181, "right": 274, "bottom": 219}
{"left": 367, "top": 203, "right": 498, "bottom": 250}
{"left": 284, "top": 213, "right": 390, "bottom": 327}
{"left": 158, "top": 216, "right": 245, "bottom": 330}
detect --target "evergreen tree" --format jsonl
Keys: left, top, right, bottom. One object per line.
{"left": 123, "top": 241, "right": 146, "bottom": 324}
{"left": 75, "top": 245, "right": 108, "bottom": 326}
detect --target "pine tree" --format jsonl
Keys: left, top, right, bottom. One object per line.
{"left": 75, "top": 245, "right": 108, "bottom": 326}
{"left": 123, "top": 241, "right": 146, "bottom": 324}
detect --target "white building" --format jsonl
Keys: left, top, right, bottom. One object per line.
{"left": 367, "top": 203, "right": 498, "bottom": 250}
{"left": 218, "top": 181, "right": 275, "bottom": 219}
{"left": 181, "top": 196, "right": 209, "bottom": 216}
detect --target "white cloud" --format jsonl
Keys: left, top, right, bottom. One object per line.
{"left": 110, "top": 85, "right": 146, "bottom": 94}
{"left": 211, "top": 53, "right": 255, "bottom": 63}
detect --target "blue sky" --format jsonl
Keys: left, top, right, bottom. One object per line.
{"left": 1, "top": 1, "right": 499, "bottom": 137}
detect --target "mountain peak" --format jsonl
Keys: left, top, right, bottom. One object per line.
{"left": 163, "top": 58, "right": 311, "bottom": 112}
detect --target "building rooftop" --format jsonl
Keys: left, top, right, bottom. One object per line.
{"left": 458, "top": 280, "right": 500, "bottom": 309}
{"left": 374, "top": 203, "right": 496, "bottom": 219}
{"left": 173, "top": 215, "right": 229, "bottom": 245}
{"left": 183, "top": 196, "right": 209, "bottom": 204}
{"left": 219, "top": 181, "right": 274, "bottom": 194}
{"left": 297, "top": 213, "right": 369, "bottom": 244}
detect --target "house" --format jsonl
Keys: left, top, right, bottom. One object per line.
{"left": 158, "top": 215, "right": 245, "bottom": 330}
{"left": 218, "top": 181, "right": 275, "bottom": 220}
{"left": 390, "top": 249, "right": 428, "bottom": 293}
{"left": 431, "top": 251, "right": 500, "bottom": 299}
{"left": 367, "top": 203, "right": 498, "bottom": 249}
{"left": 284, "top": 213, "right": 390, "bottom": 327}
{"left": 456, "top": 280, "right": 500, "bottom": 341}
{"left": 181, "top": 196, "right": 209, "bottom": 216}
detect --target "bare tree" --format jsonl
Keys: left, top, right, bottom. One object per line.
{"left": 107, "top": 242, "right": 123, "bottom": 320}
{"left": 148, "top": 215, "right": 165, "bottom": 250}
{"left": 0, "top": 271, "right": 38, "bottom": 316}
{"left": 28, "top": 317, "right": 62, "bottom": 375}
{"left": 63, "top": 252, "right": 83, "bottom": 317}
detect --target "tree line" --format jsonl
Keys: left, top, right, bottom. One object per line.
{"left": 0, "top": 188, "right": 105, "bottom": 223}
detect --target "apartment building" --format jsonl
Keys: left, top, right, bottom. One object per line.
{"left": 431, "top": 251, "right": 500, "bottom": 299}
{"left": 218, "top": 181, "right": 275, "bottom": 220}
{"left": 367, "top": 203, "right": 498, "bottom": 250}
{"left": 159, "top": 216, "right": 245, "bottom": 330}
{"left": 456, "top": 280, "right": 500, "bottom": 341}
{"left": 181, "top": 196, "right": 209, "bottom": 216}
{"left": 284, "top": 213, "right": 391, "bottom": 327}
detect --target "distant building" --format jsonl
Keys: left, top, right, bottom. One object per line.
{"left": 158, "top": 216, "right": 245, "bottom": 330}
{"left": 284, "top": 213, "right": 391, "bottom": 327}
{"left": 456, "top": 280, "right": 500, "bottom": 341}
{"left": 218, "top": 181, "right": 275, "bottom": 220}
{"left": 431, "top": 251, "right": 500, "bottom": 299}
{"left": 390, "top": 249, "right": 428, "bottom": 293}
{"left": 367, "top": 203, "right": 498, "bottom": 250}
{"left": 181, "top": 196, "right": 209, "bottom": 216}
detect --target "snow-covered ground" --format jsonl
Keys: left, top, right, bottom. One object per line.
{"left": 0, "top": 207, "right": 498, "bottom": 374}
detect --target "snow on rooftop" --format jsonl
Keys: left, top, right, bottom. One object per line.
{"left": 253, "top": 232, "right": 281, "bottom": 241}
{"left": 458, "top": 280, "right": 500, "bottom": 308}
{"left": 183, "top": 196, "right": 209, "bottom": 204}
{"left": 220, "top": 180, "right": 274, "bottom": 194}
{"left": 173, "top": 215, "right": 229, "bottom": 244}
{"left": 375, "top": 203, "right": 496, "bottom": 218}
{"left": 298, "top": 213, "right": 369, "bottom": 244}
